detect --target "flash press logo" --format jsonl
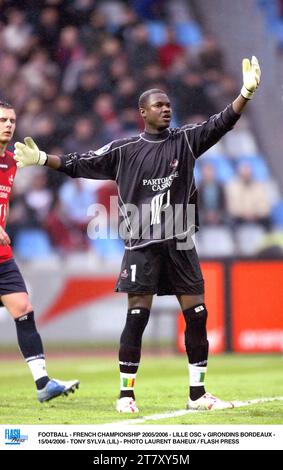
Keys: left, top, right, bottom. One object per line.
{"left": 5, "top": 428, "right": 28, "bottom": 445}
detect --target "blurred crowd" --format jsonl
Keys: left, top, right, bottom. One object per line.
{"left": 0, "top": 0, "right": 282, "bottom": 260}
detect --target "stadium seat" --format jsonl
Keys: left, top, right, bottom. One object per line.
{"left": 196, "top": 157, "right": 234, "bottom": 183}
{"left": 257, "top": 0, "right": 283, "bottom": 45}
{"left": 272, "top": 22, "right": 283, "bottom": 47}
{"left": 92, "top": 237, "right": 124, "bottom": 260}
{"left": 202, "top": 141, "right": 226, "bottom": 157}
{"left": 174, "top": 21, "right": 203, "bottom": 46}
{"left": 146, "top": 21, "right": 168, "bottom": 46}
{"left": 237, "top": 156, "right": 270, "bottom": 180}
{"left": 197, "top": 226, "right": 235, "bottom": 257}
{"left": 271, "top": 201, "right": 283, "bottom": 228}
{"left": 235, "top": 224, "right": 266, "bottom": 255}
{"left": 14, "top": 229, "right": 52, "bottom": 259}
{"left": 222, "top": 128, "right": 258, "bottom": 157}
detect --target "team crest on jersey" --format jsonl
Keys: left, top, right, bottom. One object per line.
{"left": 9, "top": 174, "right": 14, "bottom": 185}
{"left": 94, "top": 143, "right": 112, "bottom": 156}
{"left": 170, "top": 159, "right": 179, "bottom": 169}
{"left": 121, "top": 269, "right": 129, "bottom": 279}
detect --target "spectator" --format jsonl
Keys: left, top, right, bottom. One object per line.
{"left": 24, "top": 169, "right": 53, "bottom": 223}
{"left": 44, "top": 196, "right": 86, "bottom": 253}
{"left": 2, "top": 8, "right": 33, "bottom": 57}
{"left": 226, "top": 162, "right": 272, "bottom": 229}
{"left": 158, "top": 27, "right": 185, "bottom": 71}
{"left": 173, "top": 69, "right": 216, "bottom": 122}
{"left": 58, "top": 178, "right": 95, "bottom": 249}
{"left": 198, "top": 163, "right": 226, "bottom": 225}
{"left": 35, "top": 7, "right": 60, "bottom": 59}
{"left": 63, "top": 117, "right": 96, "bottom": 155}
{"left": 127, "top": 23, "right": 158, "bottom": 70}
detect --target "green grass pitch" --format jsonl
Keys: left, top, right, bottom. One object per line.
{"left": 0, "top": 354, "right": 282, "bottom": 425}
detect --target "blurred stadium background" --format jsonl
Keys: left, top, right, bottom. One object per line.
{"left": 0, "top": 0, "right": 282, "bottom": 358}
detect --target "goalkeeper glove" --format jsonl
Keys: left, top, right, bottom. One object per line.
{"left": 14, "top": 137, "right": 47, "bottom": 168}
{"left": 241, "top": 55, "right": 261, "bottom": 100}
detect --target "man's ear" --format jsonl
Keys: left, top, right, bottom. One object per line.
{"left": 140, "top": 107, "right": 146, "bottom": 118}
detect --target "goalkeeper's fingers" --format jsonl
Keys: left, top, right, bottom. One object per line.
{"left": 251, "top": 55, "right": 259, "bottom": 66}
{"left": 242, "top": 58, "right": 251, "bottom": 74}
{"left": 14, "top": 152, "right": 24, "bottom": 167}
{"left": 14, "top": 145, "right": 25, "bottom": 165}
{"left": 14, "top": 141, "right": 26, "bottom": 152}
{"left": 24, "top": 137, "right": 37, "bottom": 149}
{"left": 251, "top": 55, "right": 261, "bottom": 84}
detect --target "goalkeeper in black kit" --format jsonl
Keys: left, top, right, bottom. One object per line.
{"left": 15, "top": 57, "right": 261, "bottom": 413}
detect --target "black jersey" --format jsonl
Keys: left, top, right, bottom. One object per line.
{"left": 58, "top": 104, "right": 240, "bottom": 250}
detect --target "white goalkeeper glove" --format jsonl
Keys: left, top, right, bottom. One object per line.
{"left": 14, "top": 137, "right": 47, "bottom": 168}
{"left": 241, "top": 56, "right": 261, "bottom": 100}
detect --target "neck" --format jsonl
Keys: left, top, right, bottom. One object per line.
{"left": 0, "top": 143, "right": 7, "bottom": 157}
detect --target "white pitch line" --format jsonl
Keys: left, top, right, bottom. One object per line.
{"left": 105, "top": 396, "right": 283, "bottom": 426}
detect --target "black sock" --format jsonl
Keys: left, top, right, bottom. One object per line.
{"left": 119, "top": 308, "right": 150, "bottom": 399}
{"left": 15, "top": 311, "right": 50, "bottom": 389}
{"left": 15, "top": 311, "right": 45, "bottom": 360}
{"left": 190, "top": 386, "right": 206, "bottom": 401}
{"left": 120, "top": 390, "right": 135, "bottom": 399}
{"left": 182, "top": 304, "right": 209, "bottom": 401}
{"left": 36, "top": 376, "right": 49, "bottom": 390}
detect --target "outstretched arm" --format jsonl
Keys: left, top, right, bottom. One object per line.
{"left": 232, "top": 56, "right": 261, "bottom": 114}
{"left": 186, "top": 56, "right": 261, "bottom": 158}
{"left": 14, "top": 137, "right": 61, "bottom": 169}
{"left": 44, "top": 154, "right": 61, "bottom": 169}
{"left": 14, "top": 138, "right": 120, "bottom": 180}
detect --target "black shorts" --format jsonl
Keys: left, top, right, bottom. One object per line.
{"left": 0, "top": 259, "right": 28, "bottom": 305}
{"left": 115, "top": 239, "right": 204, "bottom": 296}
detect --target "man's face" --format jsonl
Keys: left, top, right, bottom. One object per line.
{"left": 140, "top": 93, "right": 172, "bottom": 131}
{"left": 0, "top": 107, "right": 16, "bottom": 145}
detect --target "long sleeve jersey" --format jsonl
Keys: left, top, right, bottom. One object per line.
{"left": 58, "top": 104, "right": 240, "bottom": 250}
